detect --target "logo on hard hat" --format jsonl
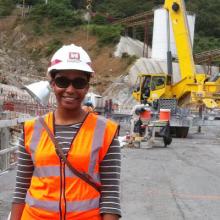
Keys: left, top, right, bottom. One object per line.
{"left": 69, "top": 52, "right": 80, "bottom": 60}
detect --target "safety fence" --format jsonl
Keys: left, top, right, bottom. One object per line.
{"left": 0, "top": 88, "right": 56, "bottom": 118}
{"left": 0, "top": 98, "right": 54, "bottom": 173}
{"left": 0, "top": 82, "right": 56, "bottom": 116}
{"left": 2, "top": 100, "right": 54, "bottom": 117}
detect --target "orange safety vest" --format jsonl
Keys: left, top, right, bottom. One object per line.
{"left": 21, "top": 112, "right": 118, "bottom": 220}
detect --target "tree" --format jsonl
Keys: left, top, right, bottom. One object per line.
{"left": 94, "top": 0, "right": 155, "bottom": 18}
{"left": 0, "top": 0, "right": 15, "bottom": 16}
{"left": 187, "top": 0, "right": 220, "bottom": 38}
{"left": 70, "top": 0, "right": 85, "bottom": 9}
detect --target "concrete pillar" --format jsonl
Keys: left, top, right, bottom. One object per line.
{"left": 125, "top": 28, "right": 128, "bottom": 37}
{"left": 0, "top": 99, "right": 3, "bottom": 117}
{"left": 132, "top": 27, "right": 136, "bottom": 39}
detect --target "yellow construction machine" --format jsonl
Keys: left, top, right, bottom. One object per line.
{"left": 132, "top": 0, "right": 220, "bottom": 137}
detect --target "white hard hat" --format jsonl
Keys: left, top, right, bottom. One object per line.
{"left": 47, "top": 44, "right": 94, "bottom": 76}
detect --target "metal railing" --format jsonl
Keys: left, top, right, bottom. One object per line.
{"left": 0, "top": 138, "right": 18, "bottom": 173}
{"left": 194, "top": 49, "right": 220, "bottom": 64}
{"left": 112, "top": 10, "right": 153, "bottom": 27}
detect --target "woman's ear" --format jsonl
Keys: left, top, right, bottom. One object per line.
{"left": 50, "top": 80, "right": 55, "bottom": 90}
{"left": 85, "top": 83, "right": 90, "bottom": 93}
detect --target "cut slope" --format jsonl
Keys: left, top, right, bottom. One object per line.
{"left": 0, "top": 13, "right": 129, "bottom": 94}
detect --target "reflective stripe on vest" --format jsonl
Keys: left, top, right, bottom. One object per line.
{"left": 26, "top": 192, "right": 99, "bottom": 212}
{"left": 88, "top": 116, "right": 106, "bottom": 179}
{"left": 33, "top": 166, "right": 100, "bottom": 183}
{"left": 29, "top": 119, "right": 43, "bottom": 164}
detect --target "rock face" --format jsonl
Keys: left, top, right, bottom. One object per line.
{"left": 0, "top": 16, "right": 219, "bottom": 112}
{"left": 0, "top": 47, "right": 42, "bottom": 86}
{"left": 0, "top": 15, "right": 127, "bottom": 92}
{"left": 0, "top": 27, "right": 47, "bottom": 87}
{"left": 0, "top": 11, "right": 51, "bottom": 87}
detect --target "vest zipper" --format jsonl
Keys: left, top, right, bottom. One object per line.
{"left": 59, "top": 159, "right": 63, "bottom": 220}
{"left": 61, "top": 160, "right": 66, "bottom": 220}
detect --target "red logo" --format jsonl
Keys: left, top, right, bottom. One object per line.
{"left": 69, "top": 52, "right": 80, "bottom": 60}
{"left": 49, "top": 59, "right": 61, "bottom": 67}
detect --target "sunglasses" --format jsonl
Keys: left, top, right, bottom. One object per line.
{"left": 54, "top": 76, "right": 89, "bottom": 89}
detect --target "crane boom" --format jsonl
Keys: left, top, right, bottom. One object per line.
{"left": 132, "top": 0, "right": 220, "bottom": 109}
{"left": 131, "top": 0, "right": 220, "bottom": 139}
{"left": 164, "top": 0, "right": 196, "bottom": 82}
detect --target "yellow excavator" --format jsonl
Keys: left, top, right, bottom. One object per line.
{"left": 132, "top": 0, "right": 220, "bottom": 137}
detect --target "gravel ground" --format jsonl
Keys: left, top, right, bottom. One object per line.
{"left": 1, "top": 125, "right": 220, "bottom": 220}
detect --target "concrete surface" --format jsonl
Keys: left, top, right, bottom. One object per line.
{"left": 1, "top": 125, "right": 220, "bottom": 220}
{"left": 0, "top": 169, "right": 16, "bottom": 220}
{"left": 121, "top": 125, "right": 220, "bottom": 220}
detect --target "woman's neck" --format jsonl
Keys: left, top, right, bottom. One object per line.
{"left": 54, "top": 108, "right": 87, "bottom": 125}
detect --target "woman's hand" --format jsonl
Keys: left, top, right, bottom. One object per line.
{"left": 102, "top": 214, "right": 119, "bottom": 220}
{"left": 10, "top": 203, "right": 25, "bottom": 220}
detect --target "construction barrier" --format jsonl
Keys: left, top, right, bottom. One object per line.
{"left": 2, "top": 100, "right": 54, "bottom": 116}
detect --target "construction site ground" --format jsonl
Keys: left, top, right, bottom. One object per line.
{"left": 1, "top": 124, "right": 220, "bottom": 220}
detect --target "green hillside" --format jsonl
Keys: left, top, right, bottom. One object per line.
{"left": 1, "top": 0, "right": 220, "bottom": 54}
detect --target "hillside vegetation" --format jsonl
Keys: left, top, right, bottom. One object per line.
{"left": 0, "top": 0, "right": 219, "bottom": 91}
{"left": 2, "top": 0, "right": 220, "bottom": 53}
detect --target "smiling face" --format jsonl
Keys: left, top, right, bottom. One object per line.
{"left": 51, "top": 70, "right": 90, "bottom": 113}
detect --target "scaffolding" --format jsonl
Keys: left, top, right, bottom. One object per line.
{"left": 113, "top": 10, "right": 153, "bottom": 58}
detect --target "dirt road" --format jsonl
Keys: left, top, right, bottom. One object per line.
{"left": 1, "top": 126, "right": 220, "bottom": 220}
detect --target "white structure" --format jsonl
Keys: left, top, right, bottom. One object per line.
{"left": 23, "top": 81, "right": 51, "bottom": 106}
{"left": 151, "top": 8, "right": 196, "bottom": 60}
{"left": 114, "top": 36, "right": 151, "bottom": 58}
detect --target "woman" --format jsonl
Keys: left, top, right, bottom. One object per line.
{"left": 10, "top": 44, "right": 121, "bottom": 220}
